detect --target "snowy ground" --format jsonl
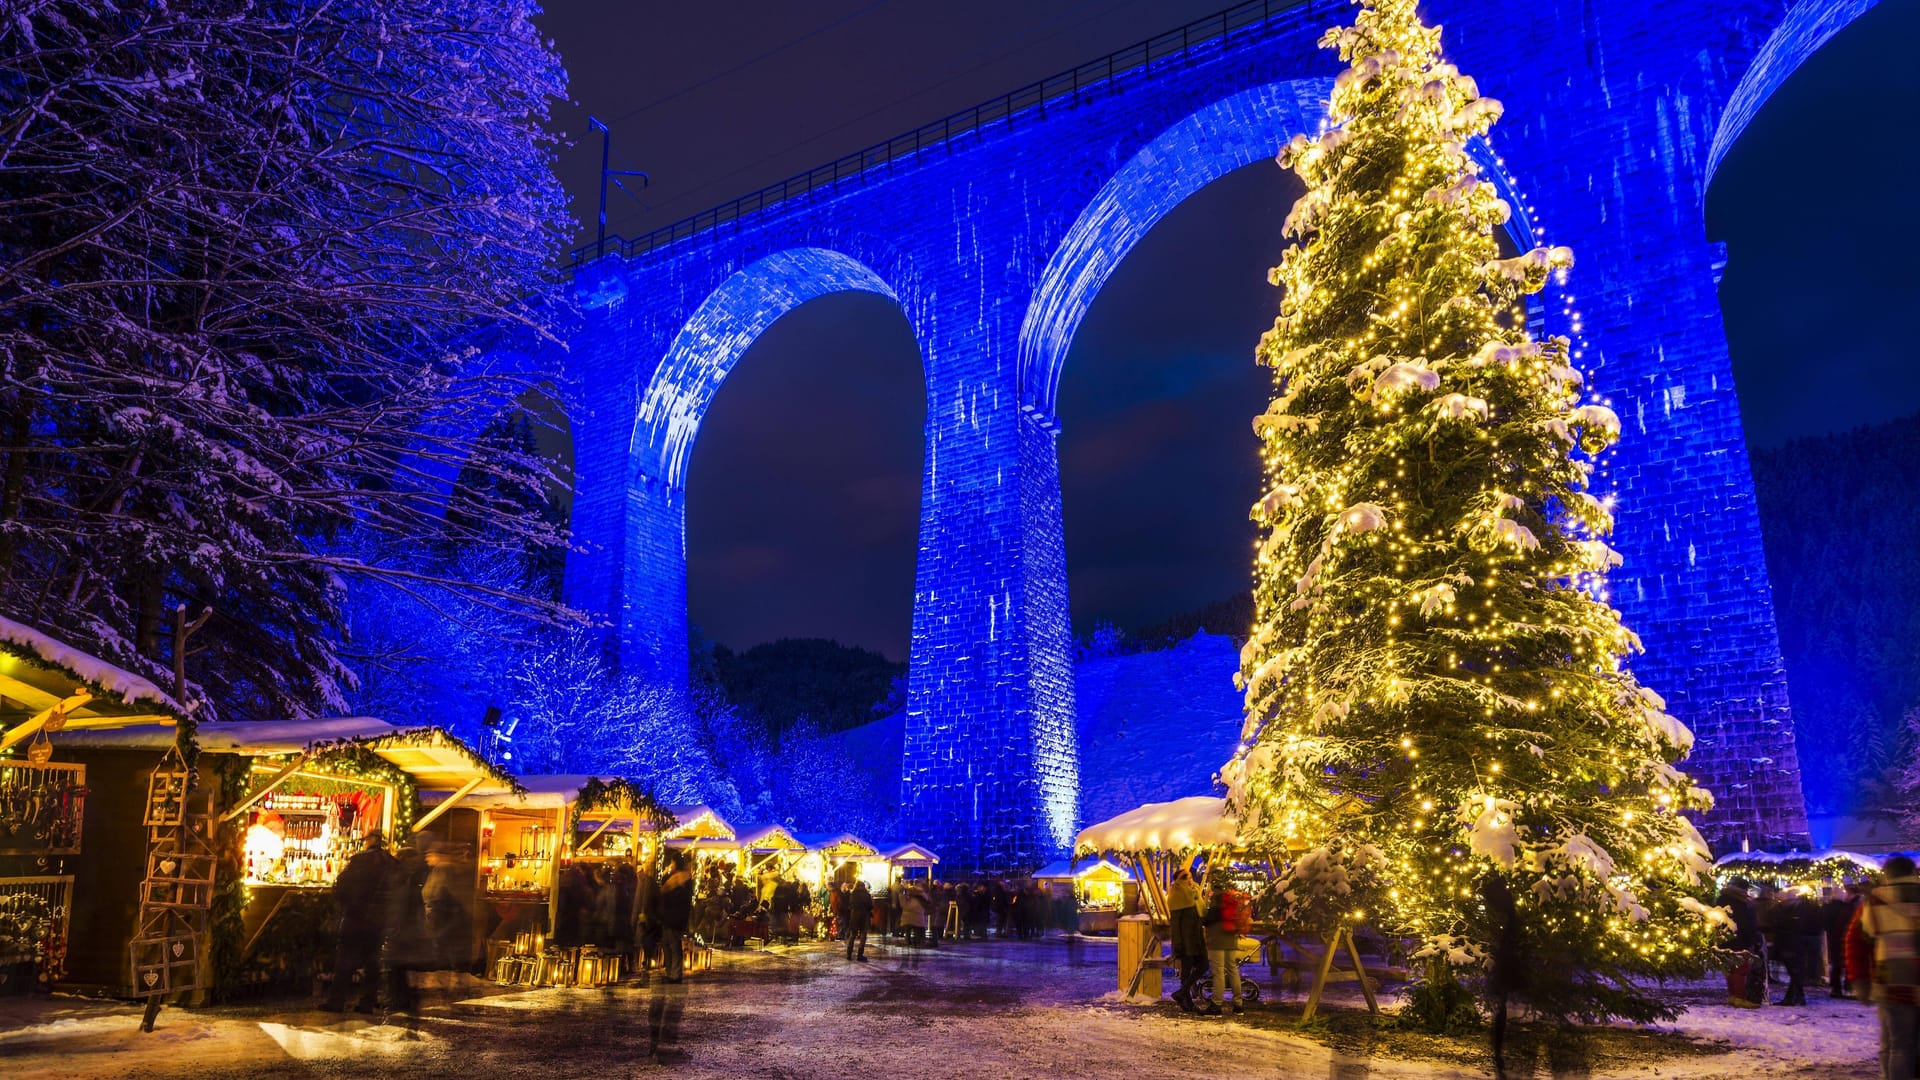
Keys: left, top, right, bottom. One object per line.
{"left": 0, "top": 938, "right": 1879, "bottom": 1079}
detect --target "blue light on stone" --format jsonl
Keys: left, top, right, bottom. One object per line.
{"left": 546, "top": 0, "right": 1873, "bottom": 869}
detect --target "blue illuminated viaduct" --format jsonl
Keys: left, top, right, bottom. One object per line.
{"left": 543, "top": 0, "right": 1872, "bottom": 869}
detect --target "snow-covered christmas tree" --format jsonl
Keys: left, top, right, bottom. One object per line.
{"left": 1221, "top": 0, "right": 1723, "bottom": 1021}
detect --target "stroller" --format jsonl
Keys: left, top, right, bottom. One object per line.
{"left": 1190, "top": 937, "right": 1264, "bottom": 1007}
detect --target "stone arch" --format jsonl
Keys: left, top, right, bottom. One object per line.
{"left": 632, "top": 247, "right": 904, "bottom": 488}
{"left": 1706, "top": 0, "right": 1881, "bottom": 188}
{"left": 1018, "top": 77, "right": 1330, "bottom": 420}
{"left": 622, "top": 246, "right": 918, "bottom": 682}
{"left": 1018, "top": 77, "right": 1539, "bottom": 419}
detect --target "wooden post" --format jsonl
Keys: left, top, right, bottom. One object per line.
{"left": 1302, "top": 927, "right": 1343, "bottom": 1021}
{"left": 1342, "top": 926, "right": 1379, "bottom": 1014}
{"left": 546, "top": 805, "right": 566, "bottom": 936}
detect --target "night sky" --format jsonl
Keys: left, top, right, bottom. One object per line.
{"left": 541, "top": 2, "right": 1917, "bottom": 660}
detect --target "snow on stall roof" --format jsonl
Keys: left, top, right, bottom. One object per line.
{"left": 876, "top": 842, "right": 939, "bottom": 863}
{"left": 736, "top": 823, "right": 803, "bottom": 848}
{"left": 1075, "top": 796, "right": 1239, "bottom": 854}
{"left": 55, "top": 719, "right": 512, "bottom": 793}
{"left": 52, "top": 717, "right": 401, "bottom": 753}
{"left": 0, "top": 613, "right": 184, "bottom": 713}
{"left": 794, "top": 831, "right": 878, "bottom": 855}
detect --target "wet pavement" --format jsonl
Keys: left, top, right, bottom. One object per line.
{"left": 0, "top": 936, "right": 1884, "bottom": 1079}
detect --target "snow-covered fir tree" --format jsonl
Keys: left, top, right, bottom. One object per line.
{"left": 0, "top": 1, "right": 573, "bottom": 718}
{"left": 1220, "top": 0, "right": 1722, "bottom": 1021}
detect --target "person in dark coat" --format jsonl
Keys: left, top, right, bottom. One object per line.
{"left": 1769, "top": 888, "right": 1816, "bottom": 1006}
{"left": 969, "top": 883, "right": 991, "bottom": 940}
{"left": 383, "top": 834, "right": 432, "bottom": 1015}
{"left": 422, "top": 842, "right": 470, "bottom": 972}
{"left": 1480, "top": 872, "right": 1528, "bottom": 1080}
{"left": 322, "top": 830, "right": 394, "bottom": 1012}
{"left": 1165, "top": 868, "right": 1206, "bottom": 1012}
{"left": 658, "top": 858, "right": 694, "bottom": 983}
{"left": 845, "top": 881, "right": 874, "bottom": 961}
{"left": 635, "top": 861, "right": 661, "bottom": 983}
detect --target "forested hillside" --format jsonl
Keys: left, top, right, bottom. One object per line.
{"left": 1752, "top": 414, "right": 1920, "bottom": 814}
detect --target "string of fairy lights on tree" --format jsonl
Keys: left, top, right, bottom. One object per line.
{"left": 1219, "top": 0, "right": 1725, "bottom": 1021}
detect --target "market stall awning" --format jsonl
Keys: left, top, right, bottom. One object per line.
{"left": 1075, "top": 795, "right": 1239, "bottom": 855}
{"left": 0, "top": 615, "right": 186, "bottom": 750}
{"left": 1034, "top": 857, "right": 1132, "bottom": 882}
{"left": 736, "top": 823, "right": 806, "bottom": 852}
{"left": 422, "top": 773, "right": 595, "bottom": 811}
{"left": 876, "top": 842, "right": 939, "bottom": 865}
{"left": 796, "top": 832, "right": 879, "bottom": 858}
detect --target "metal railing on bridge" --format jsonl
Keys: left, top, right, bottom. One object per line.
{"left": 569, "top": 0, "right": 1320, "bottom": 267}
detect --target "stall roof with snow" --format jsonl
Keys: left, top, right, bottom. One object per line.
{"left": 736, "top": 823, "right": 807, "bottom": 852}
{"left": 1714, "top": 848, "right": 1886, "bottom": 883}
{"left": 876, "top": 842, "right": 939, "bottom": 866}
{"left": 664, "top": 804, "right": 735, "bottom": 841}
{"left": 0, "top": 615, "right": 187, "bottom": 751}
{"left": 795, "top": 832, "right": 879, "bottom": 858}
{"left": 1075, "top": 796, "right": 1239, "bottom": 855}
{"left": 50, "top": 718, "right": 514, "bottom": 796}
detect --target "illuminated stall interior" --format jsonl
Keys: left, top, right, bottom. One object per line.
{"left": 663, "top": 803, "right": 739, "bottom": 867}
{"left": 736, "top": 823, "right": 808, "bottom": 876}
{"left": 1035, "top": 858, "right": 1134, "bottom": 909}
{"left": 793, "top": 832, "right": 884, "bottom": 891}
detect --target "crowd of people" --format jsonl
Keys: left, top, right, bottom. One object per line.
{"left": 1718, "top": 856, "right": 1918, "bottom": 1080}
{"left": 321, "top": 830, "right": 473, "bottom": 1014}
{"left": 314, "top": 828, "right": 1918, "bottom": 1079}
{"left": 329, "top": 845, "right": 1013, "bottom": 1002}
{"left": 1718, "top": 872, "right": 1874, "bottom": 1007}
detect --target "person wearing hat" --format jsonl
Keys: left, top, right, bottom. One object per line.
{"left": 1166, "top": 867, "right": 1206, "bottom": 1012}
{"left": 322, "top": 830, "right": 395, "bottom": 1012}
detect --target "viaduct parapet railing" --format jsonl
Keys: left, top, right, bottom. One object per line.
{"left": 568, "top": 0, "right": 1321, "bottom": 267}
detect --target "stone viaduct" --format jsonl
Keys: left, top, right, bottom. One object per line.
{"left": 545, "top": 0, "right": 1874, "bottom": 869}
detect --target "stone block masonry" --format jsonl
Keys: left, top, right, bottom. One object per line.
{"left": 545, "top": 0, "right": 1859, "bottom": 867}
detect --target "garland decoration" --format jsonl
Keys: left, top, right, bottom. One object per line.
{"left": 568, "top": 777, "right": 674, "bottom": 841}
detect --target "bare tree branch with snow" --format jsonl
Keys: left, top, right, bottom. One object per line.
{"left": 0, "top": 0, "right": 577, "bottom": 717}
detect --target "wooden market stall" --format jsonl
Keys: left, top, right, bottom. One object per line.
{"left": 1076, "top": 795, "right": 1394, "bottom": 1018}
{"left": 736, "top": 822, "right": 808, "bottom": 878}
{"left": 47, "top": 718, "right": 514, "bottom": 998}
{"left": 663, "top": 803, "right": 740, "bottom": 869}
{"left": 793, "top": 832, "right": 884, "bottom": 892}
{"left": 0, "top": 616, "right": 188, "bottom": 994}
{"left": 1034, "top": 858, "right": 1135, "bottom": 934}
{"left": 878, "top": 842, "right": 939, "bottom": 885}
{"left": 421, "top": 775, "right": 674, "bottom": 987}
